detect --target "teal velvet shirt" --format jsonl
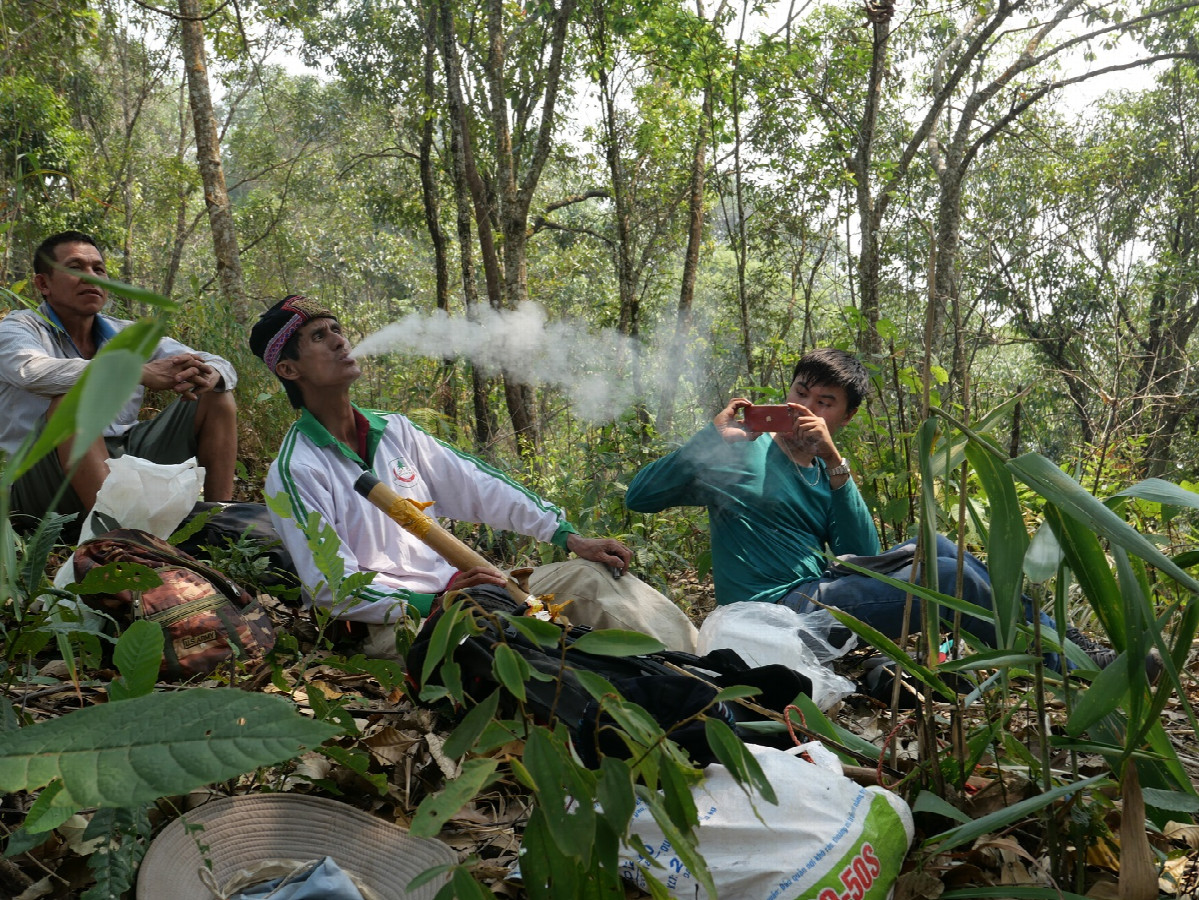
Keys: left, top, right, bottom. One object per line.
{"left": 625, "top": 424, "right": 880, "bottom": 605}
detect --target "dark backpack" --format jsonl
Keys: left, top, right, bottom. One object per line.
{"left": 72, "top": 528, "right": 276, "bottom": 680}
{"left": 406, "top": 585, "right": 811, "bottom": 768}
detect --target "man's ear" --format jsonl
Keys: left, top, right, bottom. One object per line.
{"left": 840, "top": 406, "right": 859, "bottom": 428}
{"left": 32, "top": 272, "right": 51, "bottom": 299}
{"left": 274, "top": 358, "right": 300, "bottom": 382}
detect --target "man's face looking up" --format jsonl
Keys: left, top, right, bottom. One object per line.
{"left": 275, "top": 317, "right": 361, "bottom": 398}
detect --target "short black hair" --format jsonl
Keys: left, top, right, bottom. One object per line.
{"left": 33, "top": 231, "right": 101, "bottom": 276}
{"left": 790, "top": 348, "right": 870, "bottom": 412}
{"left": 275, "top": 338, "right": 306, "bottom": 409}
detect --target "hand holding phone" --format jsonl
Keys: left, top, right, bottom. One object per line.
{"left": 740, "top": 404, "right": 797, "bottom": 433}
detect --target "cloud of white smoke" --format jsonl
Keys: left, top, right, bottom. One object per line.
{"left": 352, "top": 303, "right": 647, "bottom": 423}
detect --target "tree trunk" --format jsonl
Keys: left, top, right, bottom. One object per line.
{"left": 850, "top": 15, "right": 891, "bottom": 357}
{"left": 163, "top": 80, "right": 192, "bottom": 299}
{"left": 656, "top": 83, "right": 711, "bottom": 434}
{"left": 437, "top": 0, "right": 497, "bottom": 450}
{"left": 419, "top": 0, "right": 456, "bottom": 422}
{"left": 178, "top": 0, "right": 247, "bottom": 316}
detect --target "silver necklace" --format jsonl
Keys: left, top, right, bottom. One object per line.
{"left": 796, "top": 460, "right": 821, "bottom": 487}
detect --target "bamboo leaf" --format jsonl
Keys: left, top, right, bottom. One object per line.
{"left": 1065, "top": 654, "right": 1130, "bottom": 737}
{"left": 17, "top": 321, "right": 165, "bottom": 478}
{"left": 923, "top": 774, "right": 1107, "bottom": 853}
{"left": 1043, "top": 505, "right": 1126, "bottom": 644}
{"left": 1008, "top": 454, "right": 1199, "bottom": 593}
{"left": 1113, "top": 478, "right": 1199, "bottom": 509}
{"left": 965, "top": 442, "right": 1026, "bottom": 648}
{"left": 912, "top": 789, "right": 972, "bottom": 824}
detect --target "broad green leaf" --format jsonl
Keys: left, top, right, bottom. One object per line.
{"left": 443, "top": 691, "right": 502, "bottom": 759}
{"left": 503, "top": 613, "right": 565, "bottom": 648}
{"left": 108, "top": 620, "right": 163, "bottom": 702}
{"left": 410, "top": 758, "right": 501, "bottom": 837}
{"left": 658, "top": 749, "right": 699, "bottom": 831}
{"left": 636, "top": 789, "right": 716, "bottom": 900}
{"left": 68, "top": 561, "right": 161, "bottom": 596}
{"left": 569, "top": 630, "right": 666, "bottom": 657}
{"left": 1142, "top": 788, "right": 1199, "bottom": 813}
{"left": 923, "top": 774, "right": 1107, "bottom": 853}
{"left": 704, "top": 718, "right": 776, "bottom": 804}
{"left": 574, "top": 668, "right": 620, "bottom": 701}
{"left": 596, "top": 757, "right": 636, "bottom": 836}
{"left": 74, "top": 351, "right": 144, "bottom": 466}
{"left": 522, "top": 728, "right": 595, "bottom": 863}
{"left": 23, "top": 780, "right": 74, "bottom": 834}
{"left": 1009, "top": 454, "right": 1199, "bottom": 594}
{"left": 449, "top": 864, "right": 495, "bottom": 899}
{"left": 420, "top": 602, "right": 468, "bottom": 688}
{"left": 0, "top": 690, "right": 337, "bottom": 810}
{"left": 493, "top": 643, "right": 530, "bottom": 702}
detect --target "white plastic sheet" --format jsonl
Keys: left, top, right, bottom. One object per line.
{"left": 79, "top": 454, "right": 204, "bottom": 541}
{"left": 697, "top": 602, "right": 857, "bottom": 709}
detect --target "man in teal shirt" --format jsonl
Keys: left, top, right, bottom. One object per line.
{"left": 626, "top": 348, "right": 1014, "bottom": 646}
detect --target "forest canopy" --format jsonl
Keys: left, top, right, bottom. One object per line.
{"left": 1, "top": 0, "right": 1196, "bottom": 499}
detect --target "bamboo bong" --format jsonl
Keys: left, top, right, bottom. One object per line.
{"left": 353, "top": 471, "right": 531, "bottom": 604}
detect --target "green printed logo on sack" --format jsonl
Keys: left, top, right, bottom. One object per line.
{"left": 619, "top": 744, "right": 914, "bottom": 900}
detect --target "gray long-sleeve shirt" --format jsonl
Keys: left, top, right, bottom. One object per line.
{"left": 0, "top": 301, "right": 237, "bottom": 454}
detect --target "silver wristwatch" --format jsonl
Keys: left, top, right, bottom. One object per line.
{"left": 826, "top": 458, "right": 851, "bottom": 478}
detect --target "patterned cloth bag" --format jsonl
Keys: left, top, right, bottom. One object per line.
{"left": 73, "top": 528, "right": 276, "bottom": 679}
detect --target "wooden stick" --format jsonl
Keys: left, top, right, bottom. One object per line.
{"left": 353, "top": 472, "right": 530, "bottom": 603}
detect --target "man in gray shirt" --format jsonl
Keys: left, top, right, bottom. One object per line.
{"left": 0, "top": 231, "right": 238, "bottom": 532}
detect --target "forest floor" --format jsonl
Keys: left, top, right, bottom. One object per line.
{"left": 4, "top": 570, "right": 1199, "bottom": 899}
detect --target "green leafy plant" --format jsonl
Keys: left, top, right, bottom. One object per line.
{"left": 405, "top": 592, "right": 776, "bottom": 899}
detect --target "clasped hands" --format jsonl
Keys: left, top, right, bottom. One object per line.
{"left": 142, "top": 353, "right": 222, "bottom": 400}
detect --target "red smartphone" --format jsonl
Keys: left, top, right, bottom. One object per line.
{"left": 741, "top": 404, "right": 796, "bottom": 432}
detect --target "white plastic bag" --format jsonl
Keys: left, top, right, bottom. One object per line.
{"left": 697, "top": 602, "right": 857, "bottom": 709}
{"left": 618, "top": 743, "right": 914, "bottom": 900}
{"left": 79, "top": 455, "right": 204, "bottom": 541}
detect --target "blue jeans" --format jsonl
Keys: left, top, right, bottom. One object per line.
{"left": 780, "top": 535, "right": 1058, "bottom": 664}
